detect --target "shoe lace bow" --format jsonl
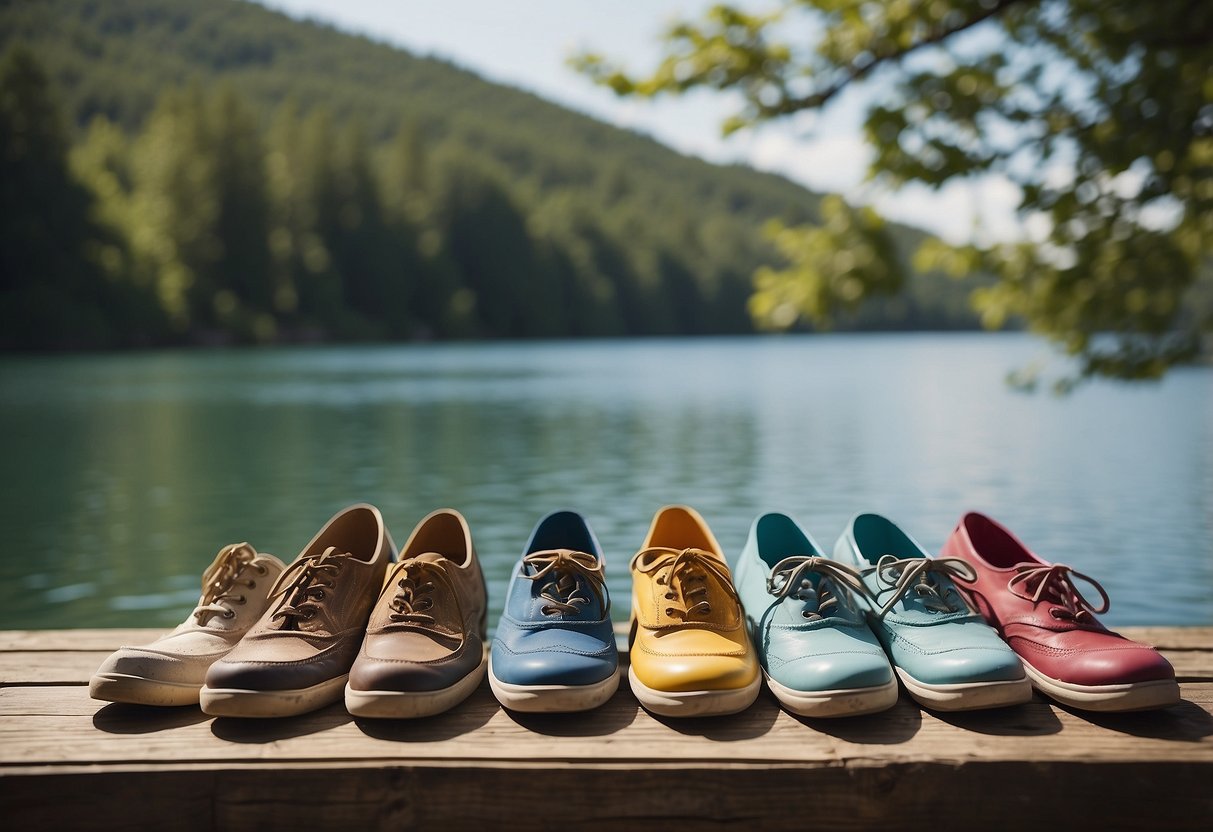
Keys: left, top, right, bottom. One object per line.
{"left": 633, "top": 546, "right": 739, "bottom": 620}
{"left": 269, "top": 546, "right": 351, "bottom": 628}
{"left": 1006, "top": 562, "right": 1110, "bottom": 623}
{"left": 869, "top": 555, "right": 977, "bottom": 619}
{"left": 193, "top": 542, "right": 264, "bottom": 624}
{"left": 766, "top": 556, "right": 866, "bottom": 621}
{"left": 522, "top": 548, "right": 608, "bottom": 616}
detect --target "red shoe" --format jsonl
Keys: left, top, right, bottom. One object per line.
{"left": 942, "top": 512, "right": 1179, "bottom": 712}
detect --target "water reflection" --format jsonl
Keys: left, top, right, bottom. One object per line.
{"left": 0, "top": 334, "right": 1209, "bottom": 629}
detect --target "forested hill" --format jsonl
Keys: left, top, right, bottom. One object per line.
{"left": 0, "top": 0, "right": 977, "bottom": 349}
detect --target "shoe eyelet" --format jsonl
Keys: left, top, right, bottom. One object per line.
{"left": 664, "top": 593, "right": 674, "bottom": 600}
{"left": 802, "top": 610, "right": 812, "bottom": 619}
{"left": 223, "top": 610, "right": 235, "bottom": 619}
{"left": 235, "top": 596, "right": 246, "bottom": 604}
{"left": 247, "top": 581, "right": 256, "bottom": 589}
{"left": 255, "top": 565, "right": 267, "bottom": 576}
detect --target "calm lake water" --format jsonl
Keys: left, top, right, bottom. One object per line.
{"left": 1, "top": 333, "right": 1210, "bottom": 631}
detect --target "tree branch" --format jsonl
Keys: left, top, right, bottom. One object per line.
{"left": 773, "top": 0, "right": 1036, "bottom": 114}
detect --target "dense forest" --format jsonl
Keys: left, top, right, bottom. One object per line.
{"left": 0, "top": 0, "right": 981, "bottom": 350}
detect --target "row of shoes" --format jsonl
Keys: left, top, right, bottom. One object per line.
{"left": 90, "top": 504, "right": 1180, "bottom": 719}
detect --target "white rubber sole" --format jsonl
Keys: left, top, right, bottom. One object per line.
{"left": 1022, "top": 660, "right": 1181, "bottom": 712}
{"left": 89, "top": 672, "right": 201, "bottom": 707}
{"left": 895, "top": 667, "right": 1034, "bottom": 712}
{"left": 199, "top": 674, "right": 347, "bottom": 718}
{"left": 488, "top": 660, "right": 621, "bottom": 713}
{"left": 765, "top": 673, "right": 899, "bottom": 718}
{"left": 627, "top": 665, "right": 762, "bottom": 717}
{"left": 345, "top": 655, "right": 488, "bottom": 719}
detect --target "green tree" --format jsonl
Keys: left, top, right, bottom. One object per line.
{"left": 207, "top": 86, "right": 274, "bottom": 334}
{"left": 433, "top": 153, "right": 555, "bottom": 337}
{"left": 264, "top": 102, "right": 352, "bottom": 337}
{"left": 0, "top": 46, "right": 113, "bottom": 348}
{"left": 128, "top": 84, "right": 275, "bottom": 341}
{"left": 70, "top": 115, "right": 170, "bottom": 343}
{"left": 530, "top": 192, "right": 627, "bottom": 336}
{"left": 327, "top": 122, "right": 393, "bottom": 330}
{"left": 576, "top": 0, "right": 1213, "bottom": 386}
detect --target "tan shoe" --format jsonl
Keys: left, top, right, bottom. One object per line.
{"left": 200, "top": 504, "right": 394, "bottom": 718}
{"left": 89, "top": 543, "right": 285, "bottom": 706}
{"left": 345, "top": 509, "right": 488, "bottom": 718}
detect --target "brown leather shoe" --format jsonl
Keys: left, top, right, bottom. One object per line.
{"left": 345, "top": 509, "right": 488, "bottom": 718}
{"left": 200, "top": 504, "right": 394, "bottom": 718}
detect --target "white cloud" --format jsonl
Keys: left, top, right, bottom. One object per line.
{"left": 745, "top": 130, "right": 873, "bottom": 194}
{"left": 876, "top": 176, "right": 1024, "bottom": 245}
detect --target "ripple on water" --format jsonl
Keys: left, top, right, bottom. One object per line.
{"left": 0, "top": 334, "right": 1210, "bottom": 629}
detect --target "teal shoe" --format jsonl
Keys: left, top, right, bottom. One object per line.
{"left": 733, "top": 512, "right": 898, "bottom": 717}
{"left": 833, "top": 513, "right": 1032, "bottom": 712}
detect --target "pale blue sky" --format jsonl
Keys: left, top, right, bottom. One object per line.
{"left": 258, "top": 0, "right": 1023, "bottom": 243}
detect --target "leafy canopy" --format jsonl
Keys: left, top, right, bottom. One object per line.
{"left": 575, "top": 0, "right": 1213, "bottom": 387}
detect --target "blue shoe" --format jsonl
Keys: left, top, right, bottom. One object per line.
{"left": 489, "top": 511, "right": 620, "bottom": 712}
{"left": 834, "top": 513, "right": 1032, "bottom": 711}
{"left": 733, "top": 512, "right": 898, "bottom": 717}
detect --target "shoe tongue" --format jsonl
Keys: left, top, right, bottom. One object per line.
{"left": 658, "top": 561, "right": 739, "bottom": 627}
{"left": 544, "top": 571, "right": 599, "bottom": 619}
{"left": 775, "top": 574, "right": 823, "bottom": 623}
{"left": 407, "top": 552, "right": 448, "bottom": 566}
{"left": 279, "top": 549, "right": 352, "bottom": 634}
{"left": 391, "top": 553, "right": 462, "bottom": 635}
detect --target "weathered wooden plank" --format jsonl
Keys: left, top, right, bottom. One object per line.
{"left": 3, "top": 626, "right": 1210, "bottom": 652}
{"left": 1, "top": 629, "right": 1209, "bottom": 832}
{"left": 1120, "top": 627, "right": 1213, "bottom": 650}
{"left": 1, "top": 760, "right": 1209, "bottom": 831}
{"left": 1, "top": 682, "right": 1210, "bottom": 768}
{"left": 0, "top": 630, "right": 162, "bottom": 651}
{"left": 0, "top": 651, "right": 110, "bottom": 685}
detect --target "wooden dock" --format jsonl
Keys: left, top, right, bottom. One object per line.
{"left": 1, "top": 627, "right": 1211, "bottom": 830}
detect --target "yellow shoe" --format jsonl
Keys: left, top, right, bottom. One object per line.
{"left": 628, "top": 505, "right": 761, "bottom": 717}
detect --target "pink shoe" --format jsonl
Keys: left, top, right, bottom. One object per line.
{"left": 943, "top": 512, "right": 1179, "bottom": 712}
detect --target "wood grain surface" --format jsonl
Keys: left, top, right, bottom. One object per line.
{"left": 1, "top": 628, "right": 1210, "bottom": 831}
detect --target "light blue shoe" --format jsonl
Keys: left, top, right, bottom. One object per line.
{"left": 489, "top": 511, "right": 620, "bottom": 712}
{"left": 733, "top": 512, "right": 898, "bottom": 717}
{"left": 834, "top": 513, "right": 1032, "bottom": 711}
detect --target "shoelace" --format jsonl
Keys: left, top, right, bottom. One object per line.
{"left": 522, "top": 548, "right": 608, "bottom": 616}
{"left": 868, "top": 555, "right": 977, "bottom": 619}
{"left": 1007, "top": 562, "right": 1110, "bottom": 623}
{"left": 192, "top": 542, "right": 265, "bottom": 625}
{"left": 269, "top": 546, "right": 352, "bottom": 628}
{"left": 766, "top": 556, "right": 867, "bottom": 621}
{"left": 633, "top": 546, "right": 740, "bottom": 620}
{"left": 385, "top": 555, "right": 463, "bottom": 630}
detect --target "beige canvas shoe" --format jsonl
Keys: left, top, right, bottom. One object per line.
{"left": 89, "top": 543, "right": 286, "bottom": 707}
{"left": 200, "top": 504, "right": 394, "bottom": 718}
